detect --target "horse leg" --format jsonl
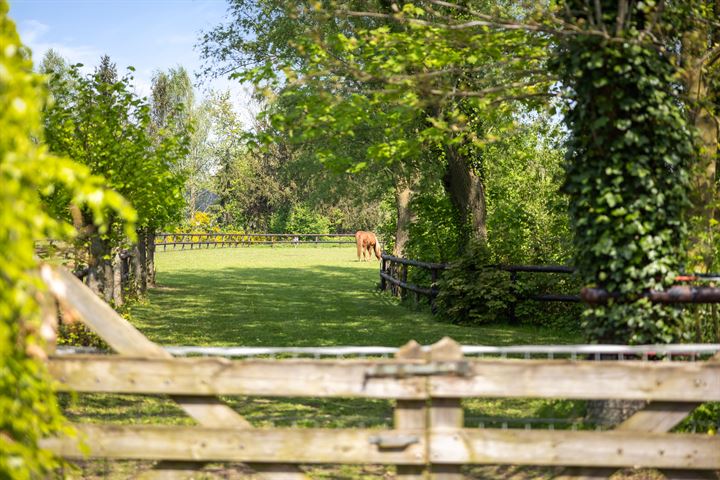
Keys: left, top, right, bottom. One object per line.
{"left": 357, "top": 240, "right": 363, "bottom": 261}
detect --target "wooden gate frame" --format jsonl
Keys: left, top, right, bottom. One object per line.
{"left": 41, "top": 266, "right": 306, "bottom": 479}
{"left": 40, "top": 266, "right": 720, "bottom": 479}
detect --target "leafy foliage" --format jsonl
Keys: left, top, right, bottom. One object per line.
{"left": 555, "top": 17, "right": 695, "bottom": 343}
{"left": 435, "top": 244, "right": 515, "bottom": 325}
{"left": 44, "top": 61, "right": 187, "bottom": 233}
{"left": 0, "top": 2, "right": 134, "bottom": 476}
{"left": 271, "top": 204, "right": 331, "bottom": 234}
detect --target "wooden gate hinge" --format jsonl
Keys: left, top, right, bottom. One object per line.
{"left": 368, "top": 434, "right": 420, "bottom": 449}
{"left": 366, "top": 361, "right": 470, "bottom": 378}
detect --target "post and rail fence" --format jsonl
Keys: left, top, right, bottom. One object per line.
{"left": 38, "top": 265, "right": 720, "bottom": 479}
{"left": 380, "top": 253, "right": 720, "bottom": 319}
{"left": 154, "top": 232, "right": 356, "bottom": 250}
{"left": 379, "top": 253, "right": 580, "bottom": 314}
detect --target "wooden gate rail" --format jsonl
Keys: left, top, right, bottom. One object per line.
{"left": 38, "top": 265, "right": 720, "bottom": 478}
{"left": 155, "top": 233, "right": 355, "bottom": 250}
{"left": 41, "top": 424, "right": 719, "bottom": 469}
{"left": 47, "top": 356, "right": 720, "bottom": 401}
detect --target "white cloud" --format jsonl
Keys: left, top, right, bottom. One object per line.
{"left": 20, "top": 19, "right": 48, "bottom": 44}
{"left": 18, "top": 18, "right": 101, "bottom": 71}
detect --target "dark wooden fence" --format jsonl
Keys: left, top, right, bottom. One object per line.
{"left": 379, "top": 253, "right": 447, "bottom": 305}
{"left": 155, "top": 232, "right": 355, "bottom": 250}
{"left": 381, "top": 254, "right": 720, "bottom": 319}
{"left": 380, "top": 253, "right": 579, "bottom": 313}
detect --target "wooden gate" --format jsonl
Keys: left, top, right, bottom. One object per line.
{"left": 39, "top": 266, "right": 720, "bottom": 479}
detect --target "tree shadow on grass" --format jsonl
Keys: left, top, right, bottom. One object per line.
{"left": 131, "top": 264, "right": 577, "bottom": 347}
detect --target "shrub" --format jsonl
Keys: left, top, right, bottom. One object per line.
{"left": 435, "top": 244, "right": 515, "bottom": 324}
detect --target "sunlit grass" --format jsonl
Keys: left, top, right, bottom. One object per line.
{"left": 130, "top": 246, "right": 579, "bottom": 347}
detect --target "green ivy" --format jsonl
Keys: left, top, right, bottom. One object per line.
{"left": 0, "top": 2, "right": 134, "bottom": 476}
{"left": 555, "top": 36, "right": 694, "bottom": 343}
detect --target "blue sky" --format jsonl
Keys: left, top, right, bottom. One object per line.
{"left": 8, "top": 0, "right": 254, "bottom": 121}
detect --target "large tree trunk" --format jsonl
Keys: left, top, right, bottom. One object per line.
{"left": 86, "top": 235, "right": 104, "bottom": 296}
{"left": 131, "top": 244, "right": 142, "bottom": 296}
{"left": 137, "top": 229, "right": 148, "bottom": 296}
{"left": 683, "top": 23, "right": 720, "bottom": 271}
{"left": 443, "top": 142, "right": 488, "bottom": 244}
{"left": 112, "top": 250, "right": 123, "bottom": 307}
{"left": 101, "top": 253, "right": 114, "bottom": 304}
{"left": 394, "top": 180, "right": 415, "bottom": 257}
{"left": 147, "top": 229, "right": 157, "bottom": 287}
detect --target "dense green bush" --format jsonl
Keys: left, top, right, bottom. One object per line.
{"left": 513, "top": 274, "right": 583, "bottom": 330}
{"left": 434, "top": 244, "right": 515, "bottom": 324}
{"left": 404, "top": 188, "right": 466, "bottom": 264}
{"left": 271, "top": 204, "right": 331, "bottom": 234}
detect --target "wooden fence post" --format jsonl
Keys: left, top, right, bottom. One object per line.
{"left": 430, "top": 268, "right": 439, "bottom": 312}
{"left": 380, "top": 257, "right": 387, "bottom": 292}
{"left": 428, "top": 337, "right": 463, "bottom": 480}
{"left": 401, "top": 264, "right": 409, "bottom": 301}
{"left": 395, "top": 340, "right": 428, "bottom": 479}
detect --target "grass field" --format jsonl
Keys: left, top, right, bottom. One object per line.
{"left": 62, "top": 246, "right": 586, "bottom": 479}
{"left": 130, "top": 246, "right": 580, "bottom": 346}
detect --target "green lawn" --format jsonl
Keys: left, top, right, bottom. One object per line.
{"left": 62, "top": 246, "right": 584, "bottom": 479}
{"left": 130, "top": 246, "right": 579, "bottom": 347}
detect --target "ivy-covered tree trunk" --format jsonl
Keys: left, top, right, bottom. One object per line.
{"left": 556, "top": 6, "right": 698, "bottom": 427}
{"left": 557, "top": 32, "right": 693, "bottom": 345}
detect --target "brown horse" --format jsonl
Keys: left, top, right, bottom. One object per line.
{"left": 355, "top": 231, "right": 382, "bottom": 261}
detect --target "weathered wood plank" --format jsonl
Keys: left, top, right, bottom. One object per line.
{"left": 429, "top": 429, "right": 720, "bottom": 469}
{"left": 48, "top": 355, "right": 719, "bottom": 401}
{"left": 40, "top": 424, "right": 426, "bottom": 465}
{"left": 41, "top": 424, "right": 720, "bottom": 470}
{"left": 395, "top": 341, "right": 428, "bottom": 480}
{"left": 41, "top": 266, "right": 167, "bottom": 358}
{"left": 428, "top": 338, "right": 463, "bottom": 480}
{"left": 430, "top": 359, "right": 720, "bottom": 401}
{"left": 564, "top": 353, "right": 720, "bottom": 480}
{"left": 47, "top": 356, "right": 425, "bottom": 399}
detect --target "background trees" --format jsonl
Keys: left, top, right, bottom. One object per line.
{"left": 199, "top": 0, "right": 560, "bottom": 259}
{"left": 42, "top": 55, "right": 187, "bottom": 303}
